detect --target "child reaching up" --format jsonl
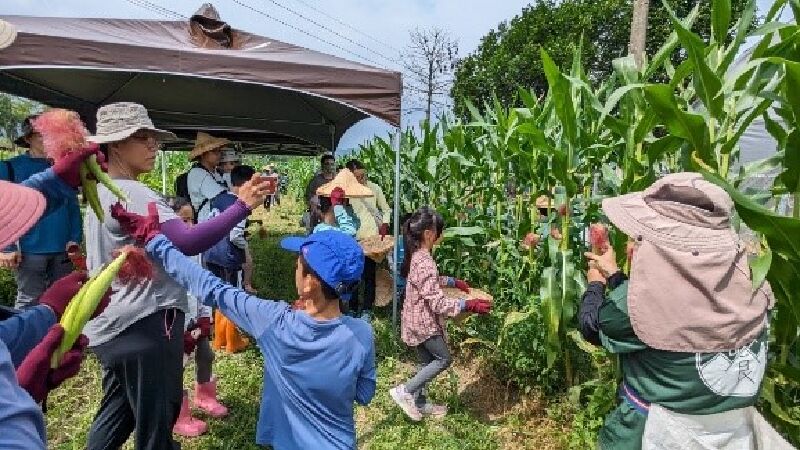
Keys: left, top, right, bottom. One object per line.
{"left": 165, "top": 197, "right": 228, "bottom": 438}
{"left": 112, "top": 198, "right": 377, "bottom": 450}
{"left": 390, "top": 207, "right": 492, "bottom": 421}
{"left": 313, "top": 187, "right": 359, "bottom": 236}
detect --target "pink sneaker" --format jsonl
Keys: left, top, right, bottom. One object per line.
{"left": 389, "top": 385, "right": 422, "bottom": 421}
{"left": 173, "top": 392, "right": 207, "bottom": 437}
{"left": 194, "top": 378, "right": 229, "bottom": 418}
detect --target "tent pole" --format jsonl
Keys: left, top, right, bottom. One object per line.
{"left": 161, "top": 151, "right": 168, "bottom": 195}
{"left": 391, "top": 130, "right": 401, "bottom": 330}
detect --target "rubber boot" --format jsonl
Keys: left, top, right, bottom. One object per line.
{"left": 224, "top": 315, "right": 249, "bottom": 354}
{"left": 212, "top": 310, "right": 226, "bottom": 351}
{"left": 173, "top": 391, "right": 208, "bottom": 437}
{"left": 194, "top": 378, "right": 229, "bottom": 418}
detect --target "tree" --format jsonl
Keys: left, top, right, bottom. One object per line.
{"left": 402, "top": 27, "right": 459, "bottom": 125}
{"left": 451, "top": 0, "right": 754, "bottom": 118}
{"left": 629, "top": 0, "right": 651, "bottom": 69}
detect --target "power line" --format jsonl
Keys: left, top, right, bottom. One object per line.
{"left": 125, "top": 0, "right": 187, "bottom": 20}
{"left": 259, "top": 0, "right": 399, "bottom": 66}
{"left": 289, "top": 0, "right": 401, "bottom": 54}
{"left": 229, "top": 0, "right": 384, "bottom": 67}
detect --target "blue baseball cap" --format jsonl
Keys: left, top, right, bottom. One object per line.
{"left": 280, "top": 230, "right": 364, "bottom": 301}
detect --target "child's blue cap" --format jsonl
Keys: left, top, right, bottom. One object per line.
{"left": 280, "top": 230, "right": 364, "bottom": 301}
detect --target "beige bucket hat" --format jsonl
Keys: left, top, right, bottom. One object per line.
{"left": 0, "top": 19, "right": 17, "bottom": 50}
{"left": 602, "top": 172, "right": 773, "bottom": 352}
{"left": 88, "top": 102, "right": 176, "bottom": 144}
{"left": 316, "top": 168, "right": 374, "bottom": 198}
{"left": 190, "top": 132, "right": 229, "bottom": 160}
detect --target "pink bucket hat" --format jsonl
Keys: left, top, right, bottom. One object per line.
{"left": 602, "top": 172, "right": 773, "bottom": 352}
{"left": 0, "top": 180, "right": 46, "bottom": 249}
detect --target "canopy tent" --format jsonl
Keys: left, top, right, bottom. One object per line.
{"left": 0, "top": 5, "right": 402, "bottom": 155}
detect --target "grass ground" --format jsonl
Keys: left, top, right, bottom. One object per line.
{"left": 43, "top": 199, "right": 568, "bottom": 449}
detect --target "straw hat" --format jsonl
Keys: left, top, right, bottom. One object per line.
{"left": 88, "top": 102, "right": 176, "bottom": 144}
{"left": 219, "top": 149, "right": 240, "bottom": 163}
{"left": 602, "top": 172, "right": 771, "bottom": 352}
{"left": 359, "top": 235, "right": 394, "bottom": 263}
{"left": 375, "top": 268, "right": 394, "bottom": 307}
{"left": 316, "top": 168, "right": 374, "bottom": 198}
{"left": 0, "top": 19, "right": 17, "bottom": 50}
{"left": 190, "top": 132, "right": 229, "bottom": 160}
{"left": 0, "top": 180, "right": 46, "bottom": 250}
{"left": 442, "top": 286, "right": 493, "bottom": 326}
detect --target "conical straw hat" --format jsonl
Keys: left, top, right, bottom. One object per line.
{"left": 375, "top": 268, "right": 394, "bottom": 307}
{"left": 316, "top": 168, "right": 374, "bottom": 198}
{"left": 359, "top": 235, "right": 394, "bottom": 263}
{"left": 189, "top": 132, "right": 229, "bottom": 160}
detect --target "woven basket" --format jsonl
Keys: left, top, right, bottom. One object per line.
{"left": 359, "top": 235, "right": 394, "bottom": 263}
{"left": 316, "top": 168, "right": 374, "bottom": 198}
{"left": 442, "top": 286, "right": 494, "bottom": 326}
{"left": 375, "top": 268, "right": 394, "bottom": 307}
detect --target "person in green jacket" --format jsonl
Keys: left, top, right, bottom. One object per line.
{"left": 578, "top": 173, "right": 775, "bottom": 450}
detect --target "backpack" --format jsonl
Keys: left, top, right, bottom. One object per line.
{"left": 175, "top": 164, "right": 225, "bottom": 223}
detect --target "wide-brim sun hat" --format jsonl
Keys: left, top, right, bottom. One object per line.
{"left": 189, "top": 132, "right": 229, "bottom": 160}
{"left": 0, "top": 180, "right": 46, "bottom": 249}
{"left": 601, "top": 172, "right": 738, "bottom": 252}
{"left": 601, "top": 172, "right": 772, "bottom": 353}
{"left": 87, "top": 102, "right": 176, "bottom": 144}
{"left": 0, "top": 19, "right": 17, "bottom": 50}
{"left": 316, "top": 168, "right": 374, "bottom": 198}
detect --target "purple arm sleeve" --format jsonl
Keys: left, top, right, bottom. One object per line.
{"left": 160, "top": 199, "right": 250, "bottom": 256}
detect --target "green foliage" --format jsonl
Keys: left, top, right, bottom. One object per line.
{"left": 450, "top": 0, "right": 755, "bottom": 118}
{"left": 0, "top": 269, "right": 16, "bottom": 307}
{"left": 0, "top": 94, "right": 42, "bottom": 147}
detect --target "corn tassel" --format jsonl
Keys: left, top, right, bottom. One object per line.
{"left": 86, "top": 154, "right": 128, "bottom": 202}
{"left": 81, "top": 163, "right": 104, "bottom": 221}
{"left": 51, "top": 251, "right": 128, "bottom": 368}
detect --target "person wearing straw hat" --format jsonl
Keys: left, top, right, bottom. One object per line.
{"left": 0, "top": 146, "right": 111, "bottom": 450}
{"left": 578, "top": 173, "right": 785, "bottom": 450}
{"left": 81, "top": 102, "right": 270, "bottom": 450}
{"left": 314, "top": 169, "right": 374, "bottom": 237}
{"left": 1, "top": 114, "right": 84, "bottom": 311}
{"left": 344, "top": 159, "right": 392, "bottom": 321}
{"left": 218, "top": 148, "right": 241, "bottom": 190}
{"left": 187, "top": 131, "right": 229, "bottom": 223}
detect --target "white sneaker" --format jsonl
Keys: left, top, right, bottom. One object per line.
{"left": 419, "top": 403, "right": 447, "bottom": 418}
{"left": 389, "top": 385, "right": 422, "bottom": 421}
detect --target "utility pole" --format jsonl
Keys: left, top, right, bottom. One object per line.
{"left": 629, "top": 0, "right": 650, "bottom": 69}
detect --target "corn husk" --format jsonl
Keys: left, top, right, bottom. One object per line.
{"left": 375, "top": 268, "right": 394, "bottom": 307}
{"left": 442, "top": 286, "right": 494, "bottom": 326}
{"left": 316, "top": 169, "right": 374, "bottom": 198}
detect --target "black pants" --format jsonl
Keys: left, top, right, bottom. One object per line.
{"left": 351, "top": 256, "right": 376, "bottom": 313}
{"left": 86, "top": 309, "right": 184, "bottom": 450}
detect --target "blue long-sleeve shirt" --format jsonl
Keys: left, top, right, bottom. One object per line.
{"left": 0, "top": 340, "right": 46, "bottom": 450}
{"left": 0, "top": 306, "right": 56, "bottom": 367}
{"left": 312, "top": 205, "right": 359, "bottom": 236}
{"left": 1, "top": 154, "right": 82, "bottom": 253}
{"left": 147, "top": 234, "right": 376, "bottom": 450}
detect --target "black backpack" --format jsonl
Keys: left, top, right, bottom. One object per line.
{"left": 175, "top": 170, "right": 190, "bottom": 201}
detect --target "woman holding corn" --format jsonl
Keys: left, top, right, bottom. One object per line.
{"left": 0, "top": 144, "right": 110, "bottom": 450}
{"left": 80, "top": 103, "right": 270, "bottom": 450}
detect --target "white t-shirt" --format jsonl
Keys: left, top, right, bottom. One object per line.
{"left": 187, "top": 166, "right": 227, "bottom": 222}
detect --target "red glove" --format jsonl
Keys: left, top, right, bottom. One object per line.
{"left": 16, "top": 325, "right": 88, "bottom": 404}
{"left": 197, "top": 317, "right": 212, "bottom": 338}
{"left": 464, "top": 299, "right": 492, "bottom": 315}
{"left": 111, "top": 201, "right": 162, "bottom": 245}
{"left": 454, "top": 279, "right": 471, "bottom": 294}
{"left": 379, "top": 223, "right": 389, "bottom": 240}
{"left": 330, "top": 187, "right": 345, "bottom": 206}
{"left": 39, "top": 272, "right": 87, "bottom": 320}
{"left": 52, "top": 145, "right": 106, "bottom": 189}
{"left": 183, "top": 330, "right": 198, "bottom": 355}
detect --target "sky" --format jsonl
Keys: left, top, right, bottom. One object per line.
{"left": 0, "top": 0, "right": 790, "bottom": 153}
